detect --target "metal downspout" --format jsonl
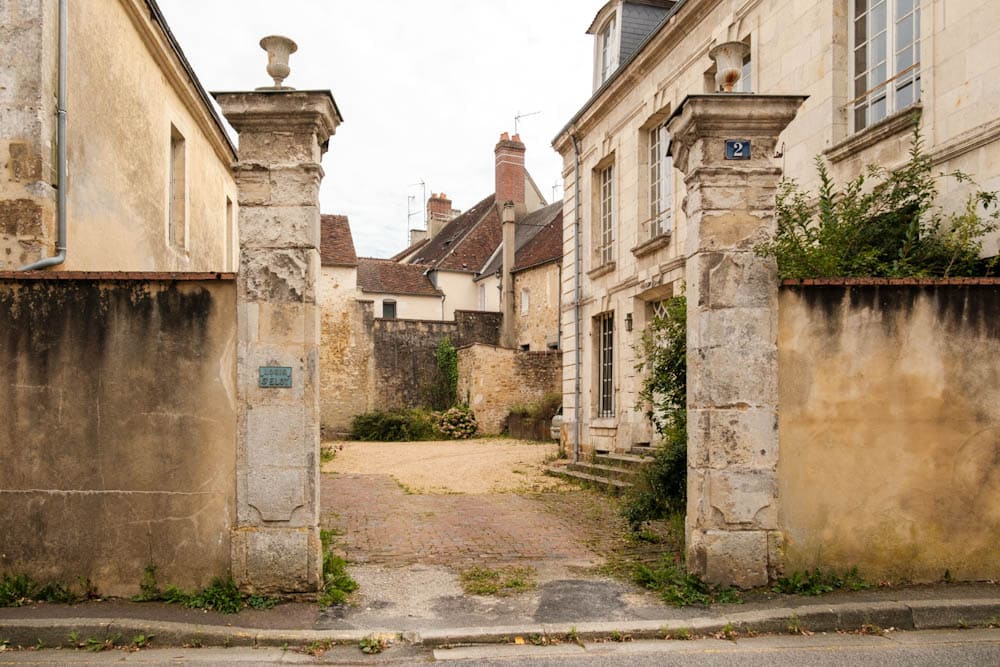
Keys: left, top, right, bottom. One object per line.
{"left": 20, "top": 0, "right": 68, "bottom": 271}
{"left": 571, "top": 134, "right": 582, "bottom": 464}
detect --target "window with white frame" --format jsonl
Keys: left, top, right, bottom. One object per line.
{"left": 851, "top": 0, "right": 920, "bottom": 132}
{"left": 598, "top": 164, "right": 615, "bottom": 265}
{"left": 598, "top": 17, "right": 617, "bottom": 85}
{"left": 597, "top": 312, "right": 615, "bottom": 418}
{"left": 737, "top": 52, "right": 752, "bottom": 93}
{"left": 649, "top": 122, "right": 672, "bottom": 238}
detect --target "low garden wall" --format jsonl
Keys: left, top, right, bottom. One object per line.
{"left": 0, "top": 273, "right": 237, "bottom": 597}
{"left": 777, "top": 279, "right": 1000, "bottom": 582}
{"left": 458, "top": 345, "right": 561, "bottom": 435}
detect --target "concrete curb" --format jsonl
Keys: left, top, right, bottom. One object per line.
{"left": 1, "top": 598, "right": 997, "bottom": 649}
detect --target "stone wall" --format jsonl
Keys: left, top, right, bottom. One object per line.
{"left": 371, "top": 311, "right": 501, "bottom": 413}
{"left": 778, "top": 280, "right": 1000, "bottom": 582}
{"left": 318, "top": 267, "right": 372, "bottom": 436}
{"left": 513, "top": 262, "right": 560, "bottom": 351}
{"left": 458, "top": 345, "right": 561, "bottom": 435}
{"left": 0, "top": 275, "right": 237, "bottom": 597}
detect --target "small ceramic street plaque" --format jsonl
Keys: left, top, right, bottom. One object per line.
{"left": 258, "top": 366, "right": 292, "bottom": 388}
{"left": 725, "top": 139, "right": 751, "bottom": 160}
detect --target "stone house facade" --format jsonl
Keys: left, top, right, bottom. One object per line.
{"left": 1, "top": 0, "right": 238, "bottom": 272}
{"left": 555, "top": 0, "right": 1000, "bottom": 454}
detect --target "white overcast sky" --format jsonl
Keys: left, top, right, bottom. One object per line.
{"left": 157, "top": 1, "right": 597, "bottom": 258}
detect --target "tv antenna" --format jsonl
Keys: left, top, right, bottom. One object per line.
{"left": 408, "top": 179, "right": 427, "bottom": 228}
{"left": 552, "top": 181, "right": 562, "bottom": 203}
{"left": 514, "top": 110, "right": 541, "bottom": 134}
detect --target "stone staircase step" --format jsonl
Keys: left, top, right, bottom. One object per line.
{"left": 568, "top": 461, "right": 639, "bottom": 482}
{"left": 544, "top": 466, "right": 632, "bottom": 496}
{"left": 595, "top": 452, "right": 652, "bottom": 470}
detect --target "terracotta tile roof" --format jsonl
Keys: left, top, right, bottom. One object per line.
{"left": 320, "top": 215, "right": 358, "bottom": 267}
{"left": 408, "top": 194, "right": 498, "bottom": 272}
{"left": 478, "top": 201, "right": 563, "bottom": 277}
{"left": 357, "top": 258, "right": 442, "bottom": 297}
{"left": 514, "top": 207, "right": 563, "bottom": 273}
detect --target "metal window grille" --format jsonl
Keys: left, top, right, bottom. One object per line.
{"left": 651, "top": 299, "right": 670, "bottom": 321}
{"left": 600, "top": 165, "right": 614, "bottom": 265}
{"left": 852, "top": 0, "right": 920, "bottom": 132}
{"left": 648, "top": 124, "right": 672, "bottom": 238}
{"left": 598, "top": 312, "right": 615, "bottom": 418}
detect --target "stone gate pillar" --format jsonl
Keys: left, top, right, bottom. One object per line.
{"left": 215, "top": 80, "right": 342, "bottom": 593}
{"left": 667, "top": 94, "right": 805, "bottom": 588}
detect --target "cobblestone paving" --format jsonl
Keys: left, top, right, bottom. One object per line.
{"left": 320, "top": 472, "right": 604, "bottom": 568}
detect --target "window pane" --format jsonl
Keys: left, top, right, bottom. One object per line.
{"left": 871, "top": 1, "right": 886, "bottom": 34}
{"left": 897, "top": 45, "right": 913, "bottom": 71}
{"left": 855, "top": 73, "right": 868, "bottom": 97}
{"left": 872, "top": 33, "right": 886, "bottom": 67}
{"left": 854, "top": 46, "right": 867, "bottom": 78}
{"left": 896, "top": 81, "right": 914, "bottom": 109}
{"left": 896, "top": 0, "right": 913, "bottom": 18}
{"left": 871, "top": 96, "right": 887, "bottom": 123}
{"left": 855, "top": 0, "right": 868, "bottom": 17}
{"left": 854, "top": 15, "right": 867, "bottom": 46}
{"left": 872, "top": 61, "right": 887, "bottom": 87}
{"left": 896, "top": 14, "right": 913, "bottom": 55}
{"left": 854, "top": 105, "right": 868, "bottom": 130}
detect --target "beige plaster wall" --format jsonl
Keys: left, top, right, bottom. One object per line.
{"left": 1, "top": 0, "right": 237, "bottom": 271}
{"left": 367, "top": 292, "right": 442, "bottom": 321}
{"left": 556, "top": 0, "right": 1000, "bottom": 452}
{"left": 513, "top": 262, "right": 561, "bottom": 351}
{"left": 778, "top": 283, "right": 1000, "bottom": 582}
{"left": 437, "top": 270, "right": 479, "bottom": 320}
{"left": 458, "top": 344, "right": 562, "bottom": 435}
{"left": 0, "top": 278, "right": 237, "bottom": 597}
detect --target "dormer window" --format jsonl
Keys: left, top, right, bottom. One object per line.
{"left": 598, "top": 17, "right": 617, "bottom": 84}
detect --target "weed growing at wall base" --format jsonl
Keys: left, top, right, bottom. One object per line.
{"left": 0, "top": 574, "right": 97, "bottom": 607}
{"left": 319, "top": 529, "right": 358, "bottom": 607}
{"left": 132, "top": 566, "right": 279, "bottom": 614}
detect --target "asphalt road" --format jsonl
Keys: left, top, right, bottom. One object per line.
{"left": 1, "top": 628, "right": 997, "bottom": 665}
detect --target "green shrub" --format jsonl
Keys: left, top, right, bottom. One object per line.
{"left": 349, "top": 409, "right": 438, "bottom": 441}
{"left": 434, "top": 406, "right": 478, "bottom": 439}
{"left": 757, "top": 128, "right": 999, "bottom": 279}
{"left": 623, "top": 296, "right": 687, "bottom": 531}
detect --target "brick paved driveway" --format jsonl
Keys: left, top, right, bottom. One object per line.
{"left": 319, "top": 441, "right": 606, "bottom": 570}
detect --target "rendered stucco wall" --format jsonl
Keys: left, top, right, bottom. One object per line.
{"left": 778, "top": 282, "right": 1000, "bottom": 582}
{"left": 0, "top": 277, "right": 237, "bottom": 597}
{"left": 1, "top": 0, "right": 237, "bottom": 271}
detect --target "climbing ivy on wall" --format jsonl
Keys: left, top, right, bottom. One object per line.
{"left": 432, "top": 336, "right": 459, "bottom": 410}
{"left": 623, "top": 296, "right": 688, "bottom": 532}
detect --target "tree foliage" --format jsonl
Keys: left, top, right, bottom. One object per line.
{"left": 757, "top": 130, "right": 999, "bottom": 279}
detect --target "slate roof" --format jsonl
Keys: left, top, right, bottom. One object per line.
{"left": 478, "top": 201, "right": 563, "bottom": 278}
{"left": 389, "top": 237, "right": 428, "bottom": 262}
{"left": 357, "top": 258, "right": 442, "bottom": 297}
{"left": 407, "top": 195, "right": 500, "bottom": 273}
{"left": 320, "top": 215, "right": 358, "bottom": 267}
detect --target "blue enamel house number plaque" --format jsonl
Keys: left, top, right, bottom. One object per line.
{"left": 725, "top": 139, "right": 751, "bottom": 160}
{"left": 259, "top": 366, "right": 292, "bottom": 388}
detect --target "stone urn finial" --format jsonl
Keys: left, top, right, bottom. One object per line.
{"left": 708, "top": 41, "right": 750, "bottom": 92}
{"left": 259, "top": 35, "right": 298, "bottom": 89}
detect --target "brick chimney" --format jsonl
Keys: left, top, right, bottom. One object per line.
{"left": 427, "top": 192, "right": 457, "bottom": 238}
{"left": 495, "top": 132, "right": 526, "bottom": 218}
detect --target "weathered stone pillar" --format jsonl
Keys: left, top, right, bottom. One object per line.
{"left": 214, "top": 88, "right": 342, "bottom": 593}
{"left": 667, "top": 94, "right": 805, "bottom": 588}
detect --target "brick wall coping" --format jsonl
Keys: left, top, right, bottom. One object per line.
{"left": 782, "top": 277, "right": 1000, "bottom": 286}
{"left": 0, "top": 271, "right": 237, "bottom": 281}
